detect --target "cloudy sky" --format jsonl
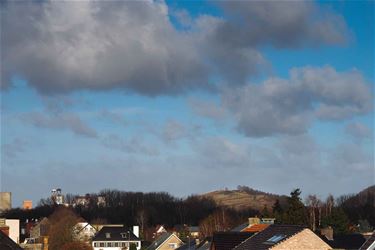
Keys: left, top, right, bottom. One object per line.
{"left": 1, "top": 0, "right": 374, "bottom": 206}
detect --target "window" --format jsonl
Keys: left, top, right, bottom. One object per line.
{"left": 106, "top": 232, "right": 111, "bottom": 238}
{"left": 264, "top": 234, "right": 286, "bottom": 244}
{"left": 168, "top": 243, "right": 178, "bottom": 249}
{"left": 99, "top": 242, "right": 105, "bottom": 247}
{"left": 115, "top": 242, "right": 119, "bottom": 247}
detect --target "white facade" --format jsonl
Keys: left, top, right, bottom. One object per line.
{"left": 6, "top": 219, "right": 20, "bottom": 243}
{"left": 92, "top": 240, "right": 141, "bottom": 250}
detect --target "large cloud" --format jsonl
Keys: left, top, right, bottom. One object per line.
{"left": 221, "top": 66, "right": 372, "bottom": 137}
{"left": 1, "top": 0, "right": 349, "bottom": 94}
{"left": 1, "top": 0, "right": 208, "bottom": 95}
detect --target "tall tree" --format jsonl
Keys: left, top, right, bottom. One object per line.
{"left": 283, "top": 189, "right": 307, "bottom": 225}
{"left": 306, "top": 194, "right": 322, "bottom": 231}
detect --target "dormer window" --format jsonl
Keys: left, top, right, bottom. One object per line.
{"left": 121, "top": 232, "right": 128, "bottom": 238}
{"left": 105, "top": 232, "right": 111, "bottom": 238}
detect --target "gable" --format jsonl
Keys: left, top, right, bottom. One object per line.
{"left": 271, "top": 229, "right": 331, "bottom": 250}
{"left": 157, "top": 234, "right": 183, "bottom": 250}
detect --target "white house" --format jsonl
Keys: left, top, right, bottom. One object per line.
{"left": 92, "top": 226, "right": 141, "bottom": 250}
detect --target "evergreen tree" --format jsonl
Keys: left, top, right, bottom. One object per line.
{"left": 261, "top": 205, "right": 270, "bottom": 217}
{"left": 283, "top": 189, "right": 307, "bottom": 225}
{"left": 321, "top": 207, "right": 350, "bottom": 235}
{"left": 272, "top": 199, "right": 284, "bottom": 224}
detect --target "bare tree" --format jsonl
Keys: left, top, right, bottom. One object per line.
{"left": 306, "top": 195, "right": 321, "bottom": 231}
{"left": 326, "top": 194, "right": 335, "bottom": 216}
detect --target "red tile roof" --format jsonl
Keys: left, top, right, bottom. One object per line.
{"left": 242, "top": 224, "right": 269, "bottom": 233}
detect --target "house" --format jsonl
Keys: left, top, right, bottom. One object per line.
{"left": 73, "top": 195, "right": 90, "bottom": 207}
{"left": 30, "top": 218, "right": 50, "bottom": 239}
{"left": 0, "top": 219, "right": 20, "bottom": 244}
{"left": 196, "top": 237, "right": 212, "bottom": 250}
{"left": 175, "top": 239, "right": 198, "bottom": 250}
{"left": 0, "top": 230, "right": 22, "bottom": 250}
{"left": 147, "top": 232, "right": 184, "bottom": 250}
{"left": 92, "top": 226, "right": 141, "bottom": 250}
{"left": 231, "top": 217, "right": 274, "bottom": 233}
{"left": 73, "top": 222, "right": 97, "bottom": 242}
{"left": 242, "top": 224, "right": 270, "bottom": 233}
{"left": 210, "top": 232, "right": 254, "bottom": 250}
{"left": 188, "top": 226, "right": 200, "bottom": 238}
{"left": 233, "top": 224, "right": 332, "bottom": 250}
{"left": 319, "top": 226, "right": 367, "bottom": 249}
{"left": 360, "top": 231, "right": 375, "bottom": 250}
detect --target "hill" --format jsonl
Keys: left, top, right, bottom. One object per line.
{"left": 338, "top": 185, "right": 375, "bottom": 226}
{"left": 201, "top": 186, "right": 287, "bottom": 211}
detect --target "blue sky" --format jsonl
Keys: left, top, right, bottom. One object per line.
{"left": 1, "top": 0, "right": 374, "bottom": 207}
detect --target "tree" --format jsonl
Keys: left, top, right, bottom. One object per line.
{"left": 306, "top": 194, "right": 322, "bottom": 231}
{"left": 261, "top": 205, "right": 270, "bottom": 217}
{"left": 136, "top": 209, "right": 148, "bottom": 238}
{"left": 283, "top": 189, "right": 307, "bottom": 225}
{"left": 129, "top": 243, "right": 137, "bottom": 250}
{"left": 199, "top": 209, "right": 235, "bottom": 238}
{"left": 321, "top": 207, "right": 349, "bottom": 235}
{"left": 61, "top": 241, "right": 93, "bottom": 250}
{"left": 272, "top": 199, "right": 284, "bottom": 224}
{"left": 325, "top": 194, "right": 334, "bottom": 217}
{"left": 48, "top": 207, "right": 80, "bottom": 250}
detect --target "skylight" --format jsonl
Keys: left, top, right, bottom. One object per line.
{"left": 264, "top": 234, "right": 286, "bottom": 244}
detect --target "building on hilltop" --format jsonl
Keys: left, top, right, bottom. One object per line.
{"left": 0, "top": 192, "right": 11, "bottom": 212}
{"left": 22, "top": 200, "right": 32, "bottom": 210}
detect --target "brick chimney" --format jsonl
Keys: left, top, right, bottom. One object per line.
{"left": 320, "top": 226, "right": 333, "bottom": 241}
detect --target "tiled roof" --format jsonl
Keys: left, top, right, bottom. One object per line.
{"left": 211, "top": 232, "right": 254, "bottom": 250}
{"left": 242, "top": 224, "right": 269, "bottom": 233}
{"left": 0, "top": 230, "right": 23, "bottom": 250}
{"left": 360, "top": 231, "right": 375, "bottom": 250}
{"left": 233, "top": 224, "right": 306, "bottom": 250}
{"left": 92, "top": 226, "right": 139, "bottom": 242}
{"left": 147, "top": 232, "right": 182, "bottom": 250}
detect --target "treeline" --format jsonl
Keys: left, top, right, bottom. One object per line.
{"left": 1, "top": 190, "right": 257, "bottom": 229}
{"left": 1, "top": 186, "right": 373, "bottom": 238}
{"left": 263, "top": 186, "right": 375, "bottom": 235}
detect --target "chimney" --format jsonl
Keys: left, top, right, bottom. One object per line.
{"left": 248, "top": 217, "right": 261, "bottom": 227}
{"left": 320, "top": 226, "right": 333, "bottom": 241}
{"left": 133, "top": 225, "right": 139, "bottom": 238}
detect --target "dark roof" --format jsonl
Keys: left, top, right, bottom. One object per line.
{"left": 92, "top": 226, "right": 140, "bottom": 242}
{"left": 196, "top": 237, "right": 212, "bottom": 250}
{"left": 176, "top": 239, "right": 197, "bottom": 250}
{"left": 211, "top": 232, "right": 254, "bottom": 250}
{"left": 230, "top": 223, "right": 248, "bottom": 232}
{"left": 320, "top": 233, "right": 366, "bottom": 250}
{"left": 147, "top": 232, "right": 181, "bottom": 250}
{"left": 360, "top": 231, "right": 375, "bottom": 250}
{"left": 233, "top": 224, "right": 306, "bottom": 250}
{"left": 0, "top": 230, "right": 23, "bottom": 250}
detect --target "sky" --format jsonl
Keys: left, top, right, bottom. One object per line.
{"left": 0, "top": 0, "right": 374, "bottom": 207}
